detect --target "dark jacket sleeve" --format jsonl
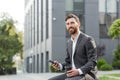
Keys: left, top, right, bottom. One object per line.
{"left": 80, "top": 37, "right": 97, "bottom": 74}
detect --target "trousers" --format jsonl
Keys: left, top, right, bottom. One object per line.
{"left": 65, "top": 76, "right": 86, "bottom": 80}
{"left": 48, "top": 73, "right": 91, "bottom": 80}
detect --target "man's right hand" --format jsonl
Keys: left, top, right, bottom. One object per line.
{"left": 51, "top": 61, "right": 60, "bottom": 70}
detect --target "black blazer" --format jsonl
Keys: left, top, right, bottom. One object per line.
{"left": 63, "top": 32, "right": 97, "bottom": 79}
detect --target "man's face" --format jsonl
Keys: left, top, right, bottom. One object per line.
{"left": 65, "top": 18, "right": 80, "bottom": 35}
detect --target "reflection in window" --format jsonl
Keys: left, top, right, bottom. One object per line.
{"left": 99, "top": 0, "right": 117, "bottom": 13}
{"left": 107, "top": 0, "right": 117, "bottom": 13}
{"left": 65, "top": 0, "right": 73, "bottom": 11}
{"left": 73, "top": 2, "right": 84, "bottom": 13}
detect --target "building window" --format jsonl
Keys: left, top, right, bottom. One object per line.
{"left": 99, "top": 24, "right": 108, "bottom": 38}
{"left": 33, "top": 0, "right": 35, "bottom": 45}
{"left": 37, "top": 54, "right": 39, "bottom": 73}
{"left": 46, "top": 0, "right": 49, "bottom": 39}
{"left": 46, "top": 51, "right": 49, "bottom": 72}
{"left": 26, "top": 57, "right": 29, "bottom": 73}
{"left": 37, "top": 0, "right": 39, "bottom": 44}
{"left": 33, "top": 55, "right": 35, "bottom": 73}
{"left": 31, "top": 6, "right": 33, "bottom": 48}
{"left": 29, "top": 56, "right": 32, "bottom": 73}
{"left": 65, "top": 0, "right": 73, "bottom": 11}
{"left": 73, "top": 1, "right": 84, "bottom": 13}
{"left": 99, "top": 0, "right": 117, "bottom": 38}
{"left": 41, "top": 53, "right": 43, "bottom": 73}
{"left": 41, "top": 0, "right": 43, "bottom": 41}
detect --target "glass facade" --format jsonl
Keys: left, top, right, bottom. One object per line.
{"left": 65, "top": 0, "right": 85, "bottom": 38}
{"left": 99, "top": 0, "right": 117, "bottom": 38}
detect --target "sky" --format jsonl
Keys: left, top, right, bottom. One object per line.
{"left": 0, "top": 0, "right": 24, "bottom": 32}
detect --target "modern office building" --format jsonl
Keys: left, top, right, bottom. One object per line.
{"left": 24, "top": 0, "right": 120, "bottom": 73}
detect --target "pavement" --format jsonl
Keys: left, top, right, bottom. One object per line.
{"left": 0, "top": 70, "right": 120, "bottom": 80}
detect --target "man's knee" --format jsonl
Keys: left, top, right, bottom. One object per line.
{"left": 48, "top": 78, "right": 53, "bottom": 80}
{"left": 48, "top": 77, "right": 59, "bottom": 80}
{"left": 48, "top": 74, "right": 66, "bottom": 80}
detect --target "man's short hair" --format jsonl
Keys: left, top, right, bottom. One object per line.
{"left": 65, "top": 13, "right": 80, "bottom": 22}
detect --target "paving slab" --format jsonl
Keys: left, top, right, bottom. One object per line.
{"left": 0, "top": 70, "right": 119, "bottom": 80}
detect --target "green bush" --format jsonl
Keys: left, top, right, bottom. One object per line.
{"left": 100, "top": 64, "right": 113, "bottom": 71}
{"left": 112, "top": 44, "right": 120, "bottom": 69}
{"left": 112, "top": 60, "right": 120, "bottom": 69}
{"left": 49, "top": 64, "right": 62, "bottom": 73}
{"left": 97, "top": 58, "right": 107, "bottom": 69}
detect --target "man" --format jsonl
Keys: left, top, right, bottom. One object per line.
{"left": 48, "top": 13, "right": 98, "bottom": 80}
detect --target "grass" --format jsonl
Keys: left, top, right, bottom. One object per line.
{"left": 99, "top": 76, "right": 118, "bottom": 80}
{"left": 99, "top": 74, "right": 120, "bottom": 80}
{"left": 107, "top": 74, "right": 120, "bottom": 77}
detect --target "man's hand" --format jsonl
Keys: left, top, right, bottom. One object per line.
{"left": 51, "top": 61, "right": 60, "bottom": 70}
{"left": 66, "top": 69, "right": 79, "bottom": 77}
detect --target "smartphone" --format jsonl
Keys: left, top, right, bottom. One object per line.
{"left": 48, "top": 60, "right": 55, "bottom": 64}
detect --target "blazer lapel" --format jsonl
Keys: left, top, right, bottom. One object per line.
{"left": 74, "top": 33, "right": 83, "bottom": 55}
{"left": 68, "top": 40, "right": 73, "bottom": 59}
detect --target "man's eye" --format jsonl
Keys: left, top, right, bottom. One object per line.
{"left": 66, "top": 23, "right": 69, "bottom": 25}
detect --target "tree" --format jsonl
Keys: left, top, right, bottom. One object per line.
{"left": 0, "top": 13, "right": 23, "bottom": 74}
{"left": 17, "top": 31, "right": 24, "bottom": 59}
{"left": 108, "top": 19, "right": 120, "bottom": 69}
{"left": 108, "top": 19, "right": 120, "bottom": 39}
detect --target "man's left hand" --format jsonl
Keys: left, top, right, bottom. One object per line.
{"left": 66, "top": 69, "right": 79, "bottom": 77}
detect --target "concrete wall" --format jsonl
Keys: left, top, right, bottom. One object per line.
{"left": 52, "top": 0, "right": 66, "bottom": 63}
{"left": 85, "top": 0, "right": 99, "bottom": 44}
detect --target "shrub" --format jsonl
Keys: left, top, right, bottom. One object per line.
{"left": 49, "top": 64, "right": 62, "bottom": 73}
{"left": 100, "top": 64, "right": 113, "bottom": 71}
{"left": 112, "top": 60, "right": 120, "bottom": 69}
{"left": 112, "top": 44, "right": 120, "bottom": 69}
{"left": 97, "top": 58, "right": 107, "bottom": 69}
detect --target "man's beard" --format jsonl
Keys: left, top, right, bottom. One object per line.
{"left": 68, "top": 27, "right": 77, "bottom": 35}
